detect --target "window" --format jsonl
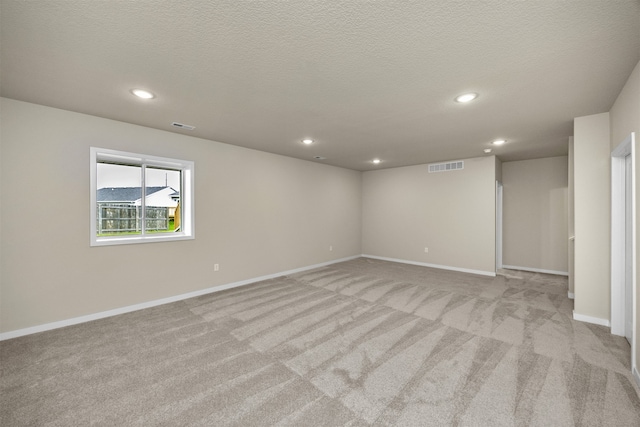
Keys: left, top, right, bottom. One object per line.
{"left": 90, "top": 147, "right": 194, "bottom": 246}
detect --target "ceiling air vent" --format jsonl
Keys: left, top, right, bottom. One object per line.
{"left": 171, "top": 122, "right": 195, "bottom": 131}
{"left": 428, "top": 160, "right": 464, "bottom": 173}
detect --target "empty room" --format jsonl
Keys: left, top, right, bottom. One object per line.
{"left": 2, "top": 1, "right": 640, "bottom": 425}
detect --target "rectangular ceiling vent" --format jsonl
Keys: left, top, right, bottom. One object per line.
{"left": 428, "top": 160, "right": 464, "bottom": 173}
{"left": 171, "top": 122, "right": 195, "bottom": 131}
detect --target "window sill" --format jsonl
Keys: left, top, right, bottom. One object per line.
{"left": 91, "top": 232, "right": 194, "bottom": 247}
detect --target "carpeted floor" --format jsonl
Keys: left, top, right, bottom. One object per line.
{"left": 2, "top": 257, "right": 639, "bottom": 426}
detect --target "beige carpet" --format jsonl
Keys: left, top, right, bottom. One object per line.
{"left": 2, "top": 258, "right": 639, "bottom": 426}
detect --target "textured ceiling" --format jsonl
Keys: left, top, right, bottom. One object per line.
{"left": 2, "top": 1, "right": 639, "bottom": 170}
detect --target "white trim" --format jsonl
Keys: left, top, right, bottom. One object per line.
{"left": 0, "top": 255, "right": 360, "bottom": 341}
{"left": 568, "top": 292, "right": 575, "bottom": 299}
{"left": 573, "top": 311, "right": 611, "bottom": 327}
{"left": 362, "top": 254, "right": 496, "bottom": 277}
{"left": 634, "top": 366, "right": 640, "bottom": 389}
{"left": 501, "top": 265, "right": 569, "bottom": 276}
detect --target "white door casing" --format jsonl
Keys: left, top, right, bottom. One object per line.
{"left": 496, "top": 181, "right": 503, "bottom": 271}
{"left": 626, "top": 153, "right": 633, "bottom": 343}
{"left": 611, "top": 133, "right": 636, "bottom": 374}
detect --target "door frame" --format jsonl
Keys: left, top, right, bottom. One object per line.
{"left": 611, "top": 132, "right": 636, "bottom": 372}
{"left": 496, "top": 181, "right": 503, "bottom": 271}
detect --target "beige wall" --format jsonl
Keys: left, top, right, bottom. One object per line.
{"left": 362, "top": 156, "right": 496, "bottom": 275}
{"left": 609, "top": 59, "right": 640, "bottom": 377}
{"left": 611, "top": 61, "right": 640, "bottom": 150}
{"left": 502, "top": 156, "right": 568, "bottom": 274}
{"left": 573, "top": 112, "right": 611, "bottom": 322}
{"left": 0, "top": 98, "right": 362, "bottom": 333}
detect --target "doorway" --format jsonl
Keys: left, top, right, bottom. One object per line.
{"left": 496, "top": 181, "right": 503, "bottom": 271}
{"left": 611, "top": 132, "right": 636, "bottom": 369}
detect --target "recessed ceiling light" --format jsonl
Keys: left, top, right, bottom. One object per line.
{"left": 131, "top": 89, "right": 155, "bottom": 99}
{"left": 492, "top": 139, "right": 507, "bottom": 145}
{"left": 455, "top": 93, "right": 478, "bottom": 103}
{"left": 484, "top": 148, "right": 492, "bottom": 154}
{"left": 302, "top": 139, "right": 314, "bottom": 145}
{"left": 372, "top": 159, "right": 381, "bottom": 164}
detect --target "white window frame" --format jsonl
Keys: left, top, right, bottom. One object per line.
{"left": 90, "top": 147, "right": 194, "bottom": 246}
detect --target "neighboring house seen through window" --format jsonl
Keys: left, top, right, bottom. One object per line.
{"left": 90, "top": 147, "right": 194, "bottom": 246}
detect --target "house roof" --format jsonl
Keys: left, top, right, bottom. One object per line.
{"left": 1, "top": 1, "right": 639, "bottom": 170}
{"left": 97, "top": 186, "right": 177, "bottom": 202}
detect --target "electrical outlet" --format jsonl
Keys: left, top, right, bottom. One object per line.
{"left": 214, "top": 264, "right": 219, "bottom": 271}
{"left": 424, "top": 247, "right": 429, "bottom": 253}
{"left": 329, "top": 245, "right": 333, "bottom": 251}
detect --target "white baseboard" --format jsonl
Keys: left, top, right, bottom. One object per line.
{"left": 362, "top": 254, "right": 496, "bottom": 277}
{"left": 568, "top": 292, "right": 575, "bottom": 299}
{"left": 502, "top": 265, "right": 569, "bottom": 276}
{"left": 573, "top": 311, "right": 611, "bottom": 327}
{"left": 0, "top": 255, "right": 360, "bottom": 341}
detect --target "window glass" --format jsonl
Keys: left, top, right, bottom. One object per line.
{"left": 144, "top": 167, "right": 181, "bottom": 234}
{"left": 97, "top": 163, "right": 142, "bottom": 235}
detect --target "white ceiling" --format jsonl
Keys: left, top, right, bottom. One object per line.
{"left": 2, "top": 1, "right": 639, "bottom": 171}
